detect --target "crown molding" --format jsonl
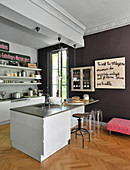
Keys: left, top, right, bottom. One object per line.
{"left": 85, "top": 15, "right": 130, "bottom": 35}
{"left": 30, "top": 0, "right": 86, "bottom": 35}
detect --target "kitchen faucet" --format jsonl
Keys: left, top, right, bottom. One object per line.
{"left": 43, "top": 93, "right": 50, "bottom": 108}
{"left": 0, "top": 91, "right": 6, "bottom": 99}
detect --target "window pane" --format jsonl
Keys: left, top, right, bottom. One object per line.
{"left": 58, "top": 51, "right": 61, "bottom": 76}
{"left": 62, "top": 68, "right": 67, "bottom": 84}
{"left": 52, "top": 85, "right": 58, "bottom": 97}
{"left": 62, "top": 50, "right": 67, "bottom": 67}
{"left": 62, "top": 85, "right": 67, "bottom": 99}
{"left": 52, "top": 53, "right": 58, "bottom": 69}
{"left": 52, "top": 70, "right": 58, "bottom": 84}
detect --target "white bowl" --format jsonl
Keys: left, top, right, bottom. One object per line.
{"left": 49, "top": 97, "right": 62, "bottom": 105}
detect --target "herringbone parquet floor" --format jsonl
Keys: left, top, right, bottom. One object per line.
{"left": 0, "top": 124, "right": 130, "bottom": 170}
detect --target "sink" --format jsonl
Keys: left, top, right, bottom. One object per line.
{"left": 35, "top": 103, "right": 60, "bottom": 109}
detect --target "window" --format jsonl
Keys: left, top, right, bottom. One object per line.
{"left": 51, "top": 48, "right": 68, "bottom": 99}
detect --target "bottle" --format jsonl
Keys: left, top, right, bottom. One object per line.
{"left": 56, "top": 90, "right": 59, "bottom": 97}
{"left": 21, "top": 70, "right": 26, "bottom": 77}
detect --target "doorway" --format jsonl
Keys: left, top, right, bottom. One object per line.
{"left": 50, "top": 48, "right": 69, "bottom": 99}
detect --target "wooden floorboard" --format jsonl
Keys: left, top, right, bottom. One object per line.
{"left": 0, "top": 124, "right": 130, "bottom": 170}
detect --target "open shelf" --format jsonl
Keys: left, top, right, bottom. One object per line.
{"left": 0, "top": 64, "right": 42, "bottom": 71}
{"left": 0, "top": 76, "right": 36, "bottom": 80}
{"left": 0, "top": 83, "right": 42, "bottom": 86}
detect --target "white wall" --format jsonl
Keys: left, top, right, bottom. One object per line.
{"left": 0, "top": 39, "right": 37, "bottom": 63}
{"left": 0, "top": 39, "right": 38, "bottom": 99}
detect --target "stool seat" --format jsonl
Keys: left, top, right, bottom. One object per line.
{"left": 72, "top": 113, "right": 88, "bottom": 118}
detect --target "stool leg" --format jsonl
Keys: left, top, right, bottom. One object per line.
{"left": 93, "top": 114, "right": 95, "bottom": 132}
{"left": 78, "top": 118, "right": 81, "bottom": 130}
{"left": 80, "top": 131, "right": 84, "bottom": 148}
{"left": 97, "top": 111, "right": 100, "bottom": 133}
{"left": 93, "top": 114, "right": 96, "bottom": 136}
{"left": 89, "top": 132, "right": 90, "bottom": 142}
{"left": 89, "top": 114, "right": 92, "bottom": 141}
{"left": 75, "top": 129, "right": 77, "bottom": 138}
{"left": 100, "top": 111, "right": 103, "bottom": 127}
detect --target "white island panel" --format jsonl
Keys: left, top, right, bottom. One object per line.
{"left": 43, "top": 110, "right": 71, "bottom": 157}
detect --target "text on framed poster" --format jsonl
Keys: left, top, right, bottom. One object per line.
{"left": 95, "top": 57, "right": 125, "bottom": 89}
{"left": 0, "top": 50, "right": 30, "bottom": 63}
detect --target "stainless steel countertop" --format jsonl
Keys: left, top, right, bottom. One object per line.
{"left": 10, "top": 100, "right": 99, "bottom": 118}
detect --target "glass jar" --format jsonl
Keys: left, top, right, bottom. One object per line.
{"left": 13, "top": 71, "right": 17, "bottom": 77}
{"left": 10, "top": 71, "right": 13, "bottom": 77}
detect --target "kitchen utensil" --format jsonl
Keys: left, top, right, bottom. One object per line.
{"left": 28, "top": 90, "right": 33, "bottom": 97}
{"left": 11, "top": 92, "right": 21, "bottom": 99}
{"left": 83, "top": 94, "right": 89, "bottom": 101}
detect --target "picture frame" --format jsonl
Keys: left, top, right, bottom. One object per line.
{"left": 95, "top": 57, "right": 125, "bottom": 89}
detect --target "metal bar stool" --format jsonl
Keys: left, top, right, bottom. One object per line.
{"left": 71, "top": 113, "right": 90, "bottom": 148}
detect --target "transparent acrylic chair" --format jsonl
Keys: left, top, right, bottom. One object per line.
{"left": 91, "top": 109, "right": 103, "bottom": 133}
{"left": 83, "top": 111, "right": 96, "bottom": 140}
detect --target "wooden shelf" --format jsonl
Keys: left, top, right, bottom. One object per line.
{"left": 0, "top": 64, "right": 42, "bottom": 71}
{"left": 0, "top": 83, "right": 42, "bottom": 86}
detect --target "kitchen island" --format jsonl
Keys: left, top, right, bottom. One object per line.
{"left": 10, "top": 100, "right": 99, "bottom": 162}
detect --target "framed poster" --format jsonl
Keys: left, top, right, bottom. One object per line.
{"left": 95, "top": 57, "right": 125, "bottom": 89}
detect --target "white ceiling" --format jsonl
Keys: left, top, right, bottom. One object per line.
{"left": 1, "top": 0, "right": 130, "bottom": 49}
{"left": 0, "top": 16, "right": 73, "bottom": 49}
{"left": 54, "top": 0, "right": 130, "bottom": 35}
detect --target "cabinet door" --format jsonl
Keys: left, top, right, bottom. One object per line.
{"left": 44, "top": 111, "right": 70, "bottom": 156}
{"left": 0, "top": 101, "right": 11, "bottom": 122}
{"left": 82, "top": 67, "right": 95, "bottom": 91}
{"left": 71, "top": 68, "right": 81, "bottom": 91}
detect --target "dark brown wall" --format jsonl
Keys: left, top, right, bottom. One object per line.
{"left": 70, "top": 25, "right": 130, "bottom": 122}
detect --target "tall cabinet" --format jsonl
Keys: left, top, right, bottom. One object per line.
{"left": 71, "top": 66, "right": 95, "bottom": 92}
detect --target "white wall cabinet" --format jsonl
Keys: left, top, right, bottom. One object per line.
{"left": 11, "top": 96, "right": 45, "bottom": 108}
{"left": 71, "top": 66, "right": 95, "bottom": 92}
{"left": 0, "top": 97, "right": 45, "bottom": 124}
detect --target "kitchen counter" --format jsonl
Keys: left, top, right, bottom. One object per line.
{"left": 10, "top": 99, "right": 99, "bottom": 118}
{"left": 10, "top": 99, "right": 99, "bottom": 162}
{"left": 0, "top": 96, "right": 44, "bottom": 102}
{"left": 0, "top": 99, "right": 11, "bottom": 102}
